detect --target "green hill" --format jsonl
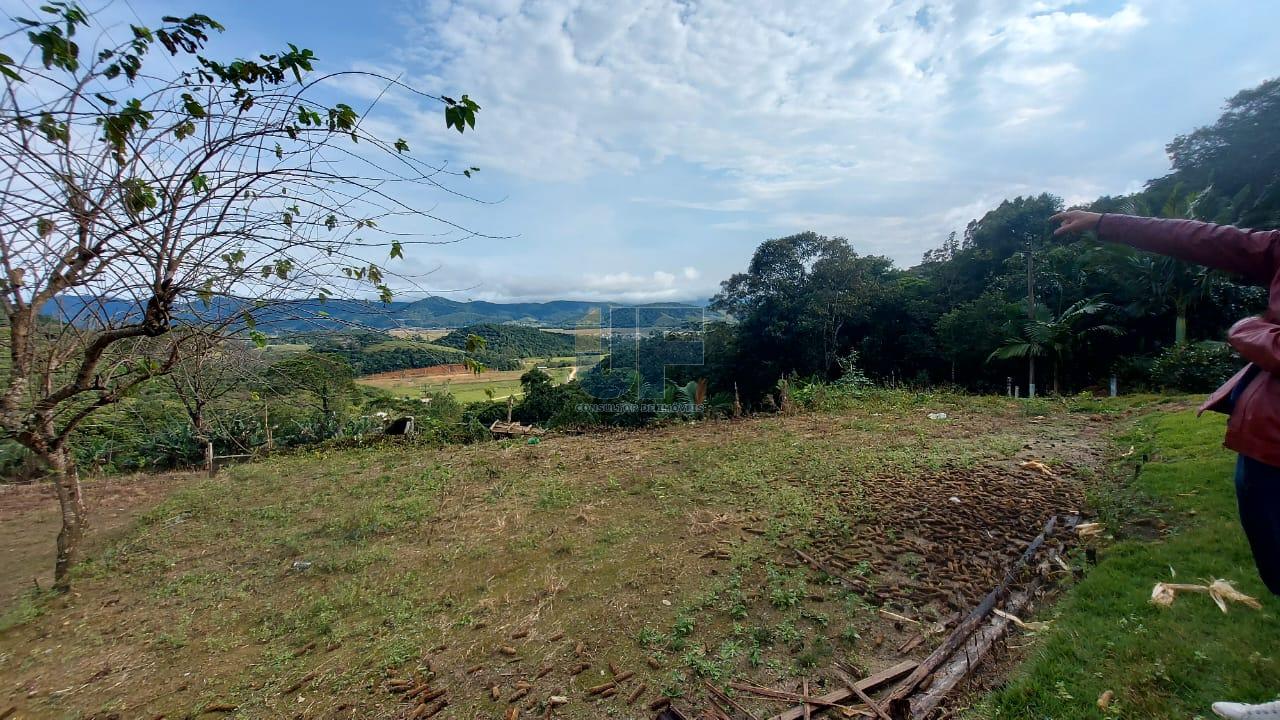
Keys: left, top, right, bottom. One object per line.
{"left": 436, "top": 323, "right": 577, "bottom": 358}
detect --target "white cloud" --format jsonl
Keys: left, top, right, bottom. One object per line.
{"left": 331, "top": 0, "right": 1270, "bottom": 300}
{"left": 382, "top": 0, "right": 1147, "bottom": 194}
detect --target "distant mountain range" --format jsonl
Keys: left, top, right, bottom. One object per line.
{"left": 44, "top": 295, "right": 717, "bottom": 332}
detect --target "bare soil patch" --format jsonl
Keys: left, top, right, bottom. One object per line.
{"left": 0, "top": 472, "right": 188, "bottom": 606}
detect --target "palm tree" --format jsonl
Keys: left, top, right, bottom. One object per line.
{"left": 1116, "top": 185, "right": 1236, "bottom": 344}
{"left": 988, "top": 297, "right": 1123, "bottom": 395}
{"left": 1124, "top": 253, "right": 1215, "bottom": 344}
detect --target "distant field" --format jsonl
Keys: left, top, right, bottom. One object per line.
{"left": 386, "top": 328, "right": 451, "bottom": 341}
{"left": 358, "top": 365, "right": 575, "bottom": 403}
{"left": 258, "top": 343, "right": 309, "bottom": 355}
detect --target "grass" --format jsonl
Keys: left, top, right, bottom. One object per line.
{"left": 0, "top": 390, "right": 1173, "bottom": 719}
{"left": 357, "top": 365, "right": 574, "bottom": 402}
{"left": 978, "top": 408, "right": 1280, "bottom": 719}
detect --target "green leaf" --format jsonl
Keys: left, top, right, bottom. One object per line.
{"left": 197, "top": 279, "right": 214, "bottom": 308}
{"left": 179, "top": 93, "right": 206, "bottom": 118}
{"left": 190, "top": 173, "right": 208, "bottom": 193}
{"left": 274, "top": 143, "right": 283, "bottom": 159}
{"left": 121, "top": 177, "right": 157, "bottom": 214}
{"left": 389, "top": 240, "right": 403, "bottom": 260}
{"left": 243, "top": 310, "right": 256, "bottom": 330}
{"left": 394, "top": 138, "right": 409, "bottom": 153}
{"left": 0, "top": 52, "right": 21, "bottom": 82}
{"left": 249, "top": 330, "right": 267, "bottom": 348}
{"left": 37, "top": 112, "right": 69, "bottom": 144}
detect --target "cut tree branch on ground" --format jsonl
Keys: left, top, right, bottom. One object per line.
{"left": 833, "top": 666, "right": 892, "bottom": 720}
{"left": 883, "top": 514, "right": 1063, "bottom": 718}
{"left": 766, "top": 660, "right": 917, "bottom": 720}
{"left": 905, "top": 586, "right": 1038, "bottom": 719}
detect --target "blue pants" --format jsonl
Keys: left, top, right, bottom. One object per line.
{"left": 1235, "top": 454, "right": 1280, "bottom": 596}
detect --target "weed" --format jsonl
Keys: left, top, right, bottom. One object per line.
{"left": 671, "top": 613, "right": 695, "bottom": 639}
{"left": 535, "top": 479, "right": 578, "bottom": 509}
{"left": 766, "top": 563, "right": 806, "bottom": 610}
{"left": 839, "top": 626, "right": 860, "bottom": 645}
{"left": 0, "top": 589, "right": 45, "bottom": 632}
{"left": 636, "top": 626, "right": 663, "bottom": 648}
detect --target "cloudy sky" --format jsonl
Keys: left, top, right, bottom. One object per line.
{"left": 11, "top": 0, "right": 1280, "bottom": 303}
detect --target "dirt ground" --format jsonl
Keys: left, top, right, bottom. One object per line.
{"left": 0, "top": 473, "right": 189, "bottom": 606}
{"left": 0, "top": 395, "right": 1125, "bottom": 720}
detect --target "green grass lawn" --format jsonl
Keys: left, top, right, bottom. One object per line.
{"left": 979, "top": 408, "right": 1280, "bottom": 719}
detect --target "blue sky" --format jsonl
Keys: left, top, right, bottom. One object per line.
{"left": 8, "top": 0, "right": 1280, "bottom": 303}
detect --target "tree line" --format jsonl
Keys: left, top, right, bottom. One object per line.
{"left": 693, "top": 78, "right": 1278, "bottom": 405}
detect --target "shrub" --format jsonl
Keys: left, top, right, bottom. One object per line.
{"left": 1149, "top": 341, "right": 1241, "bottom": 392}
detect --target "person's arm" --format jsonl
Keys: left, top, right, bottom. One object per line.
{"left": 1052, "top": 211, "right": 1280, "bottom": 285}
{"left": 1228, "top": 316, "right": 1280, "bottom": 374}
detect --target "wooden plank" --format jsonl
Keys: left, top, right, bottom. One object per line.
{"left": 833, "top": 668, "right": 892, "bottom": 720}
{"left": 767, "top": 660, "right": 917, "bottom": 720}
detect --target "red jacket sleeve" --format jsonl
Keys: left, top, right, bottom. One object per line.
{"left": 1228, "top": 316, "right": 1280, "bottom": 373}
{"left": 1097, "top": 214, "right": 1280, "bottom": 285}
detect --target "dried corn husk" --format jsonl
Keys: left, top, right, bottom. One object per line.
{"left": 1019, "top": 460, "right": 1057, "bottom": 477}
{"left": 1208, "top": 579, "right": 1262, "bottom": 612}
{"left": 993, "top": 607, "right": 1051, "bottom": 632}
{"left": 1151, "top": 579, "right": 1260, "bottom": 612}
{"left": 1075, "top": 522, "right": 1103, "bottom": 538}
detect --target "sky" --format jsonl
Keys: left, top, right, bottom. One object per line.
{"left": 6, "top": 0, "right": 1280, "bottom": 304}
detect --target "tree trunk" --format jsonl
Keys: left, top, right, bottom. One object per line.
{"left": 1053, "top": 358, "right": 1061, "bottom": 396}
{"left": 49, "top": 447, "right": 87, "bottom": 593}
{"left": 1175, "top": 308, "right": 1188, "bottom": 345}
{"left": 1028, "top": 355, "right": 1036, "bottom": 398}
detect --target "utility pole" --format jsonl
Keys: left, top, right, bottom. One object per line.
{"left": 1026, "top": 238, "right": 1037, "bottom": 399}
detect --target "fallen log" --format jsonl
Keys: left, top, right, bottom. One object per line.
{"left": 728, "top": 682, "right": 854, "bottom": 710}
{"left": 905, "top": 586, "right": 1036, "bottom": 719}
{"left": 884, "top": 515, "right": 1058, "bottom": 719}
{"left": 767, "top": 660, "right": 916, "bottom": 720}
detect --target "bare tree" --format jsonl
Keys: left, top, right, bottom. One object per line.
{"left": 0, "top": 3, "right": 483, "bottom": 590}
{"left": 168, "top": 329, "right": 263, "bottom": 476}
